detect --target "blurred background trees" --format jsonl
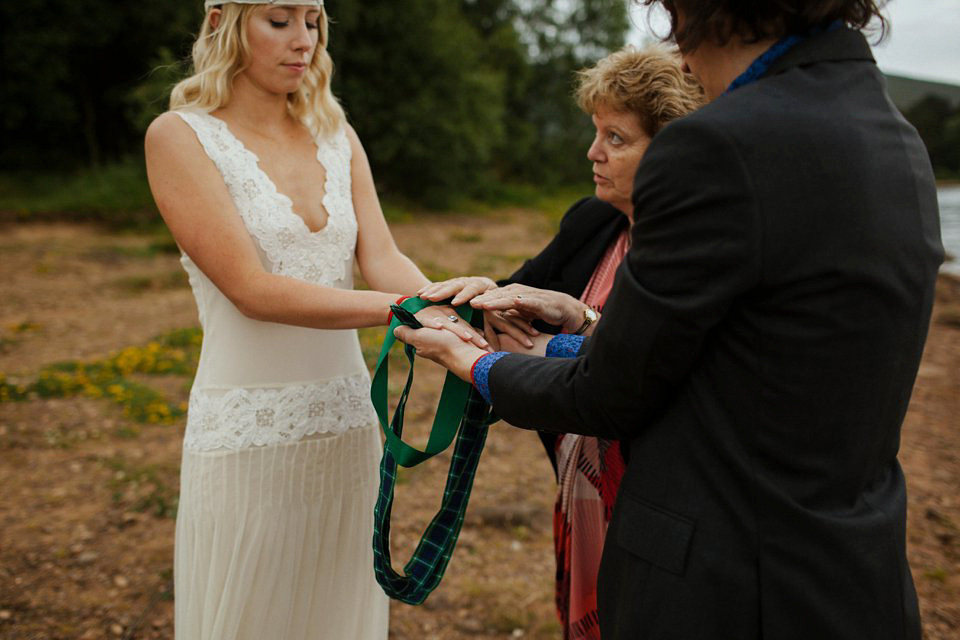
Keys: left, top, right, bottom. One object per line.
{"left": 903, "top": 95, "right": 960, "bottom": 178}
{"left": 0, "top": 0, "right": 202, "bottom": 170}
{"left": 1, "top": 0, "right": 956, "bottom": 219}
{"left": 0, "top": 0, "right": 628, "bottom": 211}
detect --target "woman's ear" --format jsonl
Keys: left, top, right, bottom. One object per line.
{"left": 209, "top": 8, "right": 222, "bottom": 30}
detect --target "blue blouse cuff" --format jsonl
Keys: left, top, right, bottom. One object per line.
{"left": 471, "top": 352, "right": 509, "bottom": 404}
{"left": 546, "top": 334, "right": 585, "bottom": 359}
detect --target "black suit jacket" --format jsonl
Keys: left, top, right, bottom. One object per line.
{"left": 486, "top": 28, "right": 942, "bottom": 639}
{"left": 501, "top": 196, "right": 627, "bottom": 473}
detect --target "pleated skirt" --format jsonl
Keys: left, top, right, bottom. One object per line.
{"left": 174, "top": 424, "right": 389, "bottom": 640}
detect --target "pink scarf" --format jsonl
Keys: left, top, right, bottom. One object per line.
{"left": 553, "top": 226, "right": 630, "bottom": 640}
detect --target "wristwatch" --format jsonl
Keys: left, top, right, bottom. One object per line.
{"left": 573, "top": 307, "right": 599, "bottom": 335}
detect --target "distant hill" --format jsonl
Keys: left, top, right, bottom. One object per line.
{"left": 884, "top": 74, "right": 960, "bottom": 111}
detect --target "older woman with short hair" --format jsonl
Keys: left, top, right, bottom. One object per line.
{"left": 420, "top": 46, "right": 703, "bottom": 640}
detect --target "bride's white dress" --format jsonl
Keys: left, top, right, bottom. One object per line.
{"left": 172, "top": 110, "right": 389, "bottom": 640}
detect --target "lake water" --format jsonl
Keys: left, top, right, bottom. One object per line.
{"left": 940, "top": 186, "right": 960, "bottom": 275}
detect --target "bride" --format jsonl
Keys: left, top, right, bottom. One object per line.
{"left": 144, "top": 2, "right": 488, "bottom": 637}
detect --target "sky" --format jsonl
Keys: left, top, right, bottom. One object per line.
{"left": 626, "top": 0, "right": 960, "bottom": 86}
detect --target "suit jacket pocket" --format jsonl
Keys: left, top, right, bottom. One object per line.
{"left": 615, "top": 492, "right": 695, "bottom": 576}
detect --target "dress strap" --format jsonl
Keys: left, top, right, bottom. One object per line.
{"left": 171, "top": 110, "right": 284, "bottom": 265}
{"left": 172, "top": 110, "right": 237, "bottom": 179}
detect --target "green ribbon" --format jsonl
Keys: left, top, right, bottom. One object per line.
{"left": 370, "top": 296, "right": 497, "bottom": 604}
{"left": 370, "top": 297, "right": 476, "bottom": 467}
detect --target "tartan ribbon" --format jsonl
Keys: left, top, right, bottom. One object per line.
{"left": 370, "top": 297, "right": 498, "bottom": 604}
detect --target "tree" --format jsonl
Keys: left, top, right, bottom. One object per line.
{"left": 464, "top": 0, "right": 630, "bottom": 186}
{"left": 941, "top": 113, "right": 960, "bottom": 177}
{"left": 329, "top": 0, "right": 506, "bottom": 206}
{"left": 0, "top": 0, "right": 630, "bottom": 206}
{"left": 904, "top": 94, "right": 960, "bottom": 177}
{"left": 0, "top": 0, "right": 200, "bottom": 170}
{"left": 329, "top": 0, "right": 628, "bottom": 203}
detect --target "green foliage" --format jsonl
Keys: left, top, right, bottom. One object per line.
{"left": 328, "top": 0, "right": 628, "bottom": 204}
{"left": 0, "top": 327, "right": 202, "bottom": 423}
{"left": 483, "top": 0, "right": 630, "bottom": 186}
{"left": 0, "top": 0, "right": 627, "bottom": 211}
{"left": 113, "top": 270, "right": 189, "bottom": 294}
{"left": 903, "top": 94, "right": 960, "bottom": 178}
{"left": 103, "top": 457, "right": 180, "bottom": 518}
{"left": 126, "top": 47, "right": 193, "bottom": 135}
{"left": 0, "top": 0, "right": 202, "bottom": 170}
{"left": 0, "top": 159, "right": 159, "bottom": 226}
{"left": 330, "top": 0, "right": 507, "bottom": 207}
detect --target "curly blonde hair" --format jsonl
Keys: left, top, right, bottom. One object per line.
{"left": 576, "top": 45, "right": 705, "bottom": 137}
{"left": 169, "top": 3, "right": 345, "bottom": 138}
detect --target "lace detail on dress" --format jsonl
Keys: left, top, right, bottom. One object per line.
{"left": 174, "top": 110, "right": 357, "bottom": 287}
{"left": 184, "top": 373, "right": 377, "bottom": 451}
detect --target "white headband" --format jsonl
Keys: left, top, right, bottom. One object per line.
{"left": 204, "top": 0, "right": 323, "bottom": 9}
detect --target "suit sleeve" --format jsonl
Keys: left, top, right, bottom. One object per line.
{"left": 486, "top": 119, "right": 761, "bottom": 440}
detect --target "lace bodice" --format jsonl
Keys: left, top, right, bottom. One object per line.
{"left": 175, "top": 110, "right": 356, "bottom": 287}
{"left": 173, "top": 110, "right": 377, "bottom": 451}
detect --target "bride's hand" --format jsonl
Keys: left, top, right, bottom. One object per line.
{"left": 417, "top": 276, "right": 498, "bottom": 306}
{"left": 471, "top": 284, "right": 587, "bottom": 334}
{"left": 414, "top": 305, "right": 492, "bottom": 352}
{"left": 483, "top": 309, "right": 539, "bottom": 351}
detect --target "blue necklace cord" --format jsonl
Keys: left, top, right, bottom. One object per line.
{"left": 725, "top": 20, "right": 844, "bottom": 94}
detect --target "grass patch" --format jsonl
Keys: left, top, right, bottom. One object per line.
{"left": 7, "top": 321, "right": 42, "bottom": 335}
{"left": 417, "top": 261, "right": 458, "bottom": 283}
{"left": 924, "top": 568, "right": 948, "bottom": 583}
{"left": 0, "top": 337, "right": 19, "bottom": 354}
{"left": 937, "top": 301, "right": 960, "bottom": 328}
{"left": 85, "top": 235, "right": 180, "bottom": 262}
{"left": 113, "top": 270, "right": 188, "bottom": 293}
{"left": 380, "top": 183, "right": 592, "bottom": 224}
{"left": 471, "top": 182, "right": 594, "bottom": 222}
{"left": 0, "top": 327, "right": 202, "bottom": 424}
{"left": 41, "top": 425, "right": 94, "bottom": 450}
{"left": 380, "top": 199, "right": 416, "bottom": 223}
{"left": 0, "top": 160, "right": 159, "bottom": 229}
{"left": 0, "top": 163, "right": 588, "bottom": 232}
{"left": 102, "top": 456, "right": 180, "bottom": 519}
{"left": 470, "top": 253, "right": 530, "bottom": 280}
{"left": 449, "top": 230, "right": 484, "bottom": 244}
{"left": 483, "top": 603, "right": 538, "bottom": 634}
{"left": 0, "top": 321, "right": 42, "bottom": 354}
{"left": 358, "top": 326, "right": 389, "bottom": 370}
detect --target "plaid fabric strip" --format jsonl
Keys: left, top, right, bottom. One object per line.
{"left": 371, "top": 299, "right": 498, "bottom": 605}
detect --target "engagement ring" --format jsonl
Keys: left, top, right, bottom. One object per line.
{"left": 448, "top": 315, "right": 460, "bottom": 323}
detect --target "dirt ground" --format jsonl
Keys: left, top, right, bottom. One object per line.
{"left": 0, "top": 215, "right": 957, "bottom": 640}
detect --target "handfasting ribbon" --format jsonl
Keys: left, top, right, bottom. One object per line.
{"left": 371, "top": 297, "right": 498, "bottom": 604}
{"left": 371, "top": 297, "right": 477, "bottom": 467}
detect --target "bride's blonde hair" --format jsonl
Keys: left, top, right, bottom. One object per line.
{"left": 169, "top": 3, "right": 345, "bottom": 138}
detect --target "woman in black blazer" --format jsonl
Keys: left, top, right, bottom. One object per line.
{"left": 420, "top": 46, "right": 703, "bottom": 640}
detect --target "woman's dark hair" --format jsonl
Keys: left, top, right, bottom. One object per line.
{"left": 641, "top": 0, "right": 888, "bottom": 51}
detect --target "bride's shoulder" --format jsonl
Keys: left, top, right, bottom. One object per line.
{"left": 144, "top": 111, "right": 206, "bottom": 164}
{"left": 146, "top": 111, "right": 197, "bottom": 144}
